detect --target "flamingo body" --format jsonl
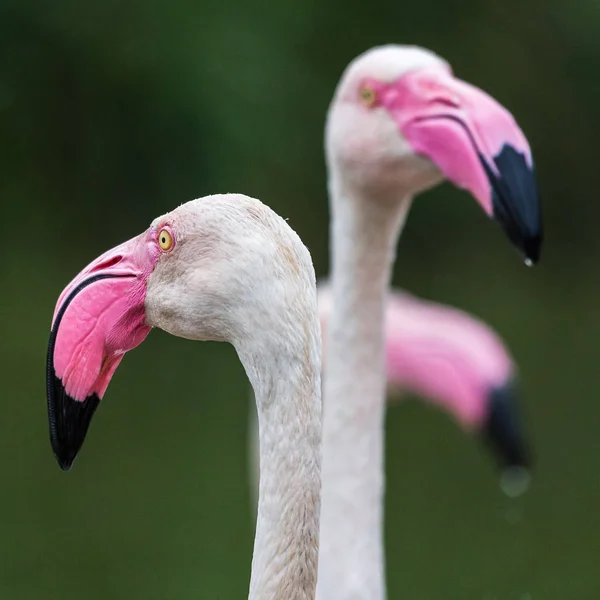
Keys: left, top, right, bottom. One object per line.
{"left": 318, "top": 45, "right": 543, "bottom": 600}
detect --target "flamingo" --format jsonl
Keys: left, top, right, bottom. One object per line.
{"left": 248, "top": 282, "right": 529, "bottom": 504}
{"left": 45, "top": 194, "right": 323, "bottom": 600}
{"left": 318, "top": 284, "right": 529, "bottom": 470}
{"left": 318, "top": 45, "right": 543, "bottom": 600}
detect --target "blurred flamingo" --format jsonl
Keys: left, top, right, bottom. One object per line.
{"left": 319, "top": 283, "right": 529, "bottom": 466}
{"left": 248, "top": 283, "right": 529, "bottom": 505}
{"left": 318, "top": 45, "right": 543, "bottom": 600}
{"left": 45, "top": 194, "right": 323, "bottom": 600}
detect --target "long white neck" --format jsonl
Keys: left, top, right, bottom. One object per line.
{"left": 317, "top": 176, "right": 411, "bottom": 600}
{"left": 238, "top": 321, "right": 323, "bottom": 600}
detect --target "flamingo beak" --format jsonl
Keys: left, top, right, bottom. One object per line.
{"left": 385, "top": 67, "right": 543, "bottom": 264}
{"left": 47, "top": 232, "right": 158, "bottom": 470}
{"left": 482, "top": 381, "right": 531, "bottom": 471}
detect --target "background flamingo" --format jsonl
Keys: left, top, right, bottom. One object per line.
{"left": 318, "top": 45, "right": 543, "bottom": 600}
{"left": 318, "top": 284, "right": 530, "bottom": 471}
{"left": 45, "top": 194, "right": 323, "bottom": 600}
{"left": 248, "top": 283, "right": 530, "bottom": 506}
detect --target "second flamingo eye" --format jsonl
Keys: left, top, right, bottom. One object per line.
{"left": 158, "top": 228, "right": 173, "bottom": 251}
{"left": 358, "top": 85, "right": 377, "bottom": 107}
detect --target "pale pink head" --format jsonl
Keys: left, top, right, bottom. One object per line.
{"left": 318, "top": 283, "right": 530, "bottom": 468}
{"left": 326, "top": 45, "right": 542, "bottom": 263}
{"left": 47, "top": 194, "right": 317, "bottom": 470}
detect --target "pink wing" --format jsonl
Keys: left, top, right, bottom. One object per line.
{"left": 318, "top": 282, "right": 529, "bottom": 468}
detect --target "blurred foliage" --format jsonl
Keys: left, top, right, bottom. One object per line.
{"left": 0, "top": 0, "right": 599, "bottom": 598}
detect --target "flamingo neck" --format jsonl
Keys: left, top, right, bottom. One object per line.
{"left": 238, "top": 320, "right": 322, "bottom": 600}
{"left": 317, "top": 176, "right": 412, "bottom": 600}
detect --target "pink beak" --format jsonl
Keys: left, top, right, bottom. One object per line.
{"left": 379, "top": 66, "right": 543, "bottom": 263}
{"left": 47, "top": 232, "right": 159, "bottom": 470}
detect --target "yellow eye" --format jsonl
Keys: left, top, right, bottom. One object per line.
{"left": 359, "top": 86, "right": 376, "bottom": 106}
{"left": 158, "top": 228, "right": 173, "bottom": 251}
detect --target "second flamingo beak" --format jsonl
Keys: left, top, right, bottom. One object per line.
{"left": 46, "top": 233, "right": 159, "bottom": 470}
{"left": 382, "top": 67, "right": 543, "bottom": 264}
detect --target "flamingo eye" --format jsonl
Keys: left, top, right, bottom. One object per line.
{"left": 158, "top": 228, "right": 173, "bottom": 252}
{"left": 358, "top": 85, "right": 377, "bottom": 107}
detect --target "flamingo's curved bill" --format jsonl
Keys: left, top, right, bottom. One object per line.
{"left": 376, "top": 67, "right": 543, "bottom": 263}
{"left": 46, "top": 233, "right": 158, "bottom": 470}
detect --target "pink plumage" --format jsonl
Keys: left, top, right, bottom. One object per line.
{"left": 317, "top": 283, "right": 529, "bottom": 468}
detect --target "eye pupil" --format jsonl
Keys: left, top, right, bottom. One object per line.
{"left": 158, "top": 229, "right": 172, "bottom": 250}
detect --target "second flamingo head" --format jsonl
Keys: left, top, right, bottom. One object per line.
{"left": 326, "top": 44, "right": 543, "bottom": 264}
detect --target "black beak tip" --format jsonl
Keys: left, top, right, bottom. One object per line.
{"left": 47, "top": 367, "right": 100, "bottom": 473}
{"left": 54, "top": 447, "right": 77, "bottom": 472}
{"left": 523, "top": 234, "right": 542, "bottom": 266}
{"left": 482, "top": 381, "right": 531, "bottom": 471}
{"left": 484, "top": 144, "right": 543, "bottom": 265}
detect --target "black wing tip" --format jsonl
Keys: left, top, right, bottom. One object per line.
{"left": 47, "top": 369, "right": 100, "bottom": 472}
{"left": 482, "top": 381, "right": 532, "bottom": 470}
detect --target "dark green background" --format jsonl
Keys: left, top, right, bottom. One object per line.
{"left": 1, "top": 0, "right": 597, "bottom": 598}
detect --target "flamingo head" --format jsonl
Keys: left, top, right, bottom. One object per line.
{"left": 326, "top": 45, "right": 542, "bottom": 264}
{"left": 47, "top": 194, "right": 317, "bottom": 471}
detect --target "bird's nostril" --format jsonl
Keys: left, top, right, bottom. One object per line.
{"left": 93, "top": 255, "right": 123, "bottom": 271}
{"left": 431, "top": 94, "right": 460, "bottom": 108}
